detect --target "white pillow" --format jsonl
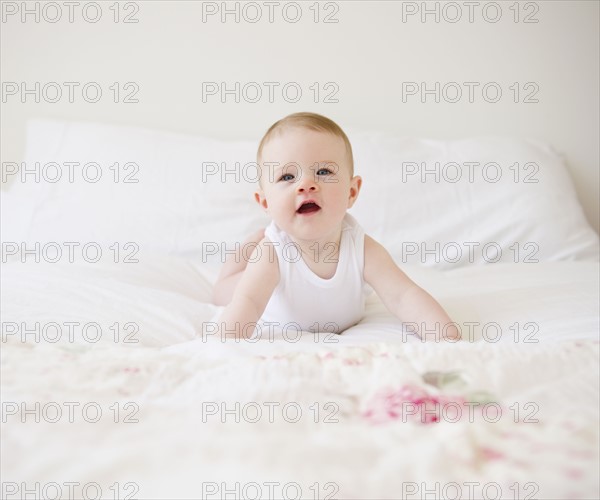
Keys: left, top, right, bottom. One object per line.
{"left": 2, "top": 119, "right": 270, "bottom": 266}
{"left": 2, "top": 119, "right": 598, "bottom": 269}
{"left": 347, "top": 131, "right": 599, "bottom": 268}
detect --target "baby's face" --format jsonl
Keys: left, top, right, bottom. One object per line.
{"left": 255, "top": 127, "right": 361, "bottom": 242}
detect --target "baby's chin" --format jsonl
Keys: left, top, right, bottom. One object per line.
{"left": 285, "top": 220, "right": 345, "bottom": 244}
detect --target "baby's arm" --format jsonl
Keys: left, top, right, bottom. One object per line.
{"left": 364, "top": 235, "right": 460, "bottom": 341}
{"left": 216, "top": 238, "right": 280, "bottom": 340}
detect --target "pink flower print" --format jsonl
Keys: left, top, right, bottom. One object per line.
{"left": 363, "top": 384, "right": 466, "bottom": 425}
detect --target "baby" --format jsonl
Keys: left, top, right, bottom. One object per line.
{"left": 212, "top": 112, "right": 460, "bottom": 341}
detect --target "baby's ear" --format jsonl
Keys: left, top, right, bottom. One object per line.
{"left": 254, "top": 191, "right": 268, "bottom": 210}
{"left": 348, "top": 175, "right": 362, "bottom": 204}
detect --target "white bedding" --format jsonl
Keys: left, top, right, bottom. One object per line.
{"left": 2, "top": 120, "right": 599, "bottom": 499}
{"left": 2, "top": 257, "right": 598, "bottom": 499}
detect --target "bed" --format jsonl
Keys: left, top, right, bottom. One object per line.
{"left": 1, "top": 120, "right": 598, "bottom": 499}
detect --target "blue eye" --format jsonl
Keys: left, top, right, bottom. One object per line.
{"left": 279, "top": 173, "right": 295, "bottom": 182}
{"left": 316, "top": 168, "right": 333, "bottom": 176}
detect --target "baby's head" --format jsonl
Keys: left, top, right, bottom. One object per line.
{"left": 257, "top": 112, "right": 355, "bottom": 182}
{"left": 254, "top": 112, "right": 362, "bottom": 241}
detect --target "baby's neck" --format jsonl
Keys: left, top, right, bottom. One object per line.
{"left": 289, "top": 225, "right": 342, "bottom": 264}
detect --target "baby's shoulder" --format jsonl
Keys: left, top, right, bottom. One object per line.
{"left": 249, "top": 236, "right": 280, "bottom": 269}
{"left": 242, "top": 236, "right": 280, "bottom": 287}
{"left": 363, "top": 233, "right": 383, "bottom": 254}
{"left": 363, "top": 234, "right": 395, "bottom": 267}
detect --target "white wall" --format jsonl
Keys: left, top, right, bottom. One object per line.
{"left": 2, "top": 0, "right": 598, "bottom": 232}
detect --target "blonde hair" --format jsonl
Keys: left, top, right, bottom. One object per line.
{"left": 257, "top": 112, "right": 354, "bottom": 178}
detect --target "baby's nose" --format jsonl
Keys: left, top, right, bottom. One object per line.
{"left": 297, "top": 174, "right": 317, "bottom": 192}
{"left": 297, "top": 182, "right": 317, "bottom": 192}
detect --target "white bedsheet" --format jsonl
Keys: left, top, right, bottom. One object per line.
{"left": 1, "top": 257, "right": 599, "bottom": 499}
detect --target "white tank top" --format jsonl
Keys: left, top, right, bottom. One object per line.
{"left": 259, "top": 213, "right": 370, "bottom": 333}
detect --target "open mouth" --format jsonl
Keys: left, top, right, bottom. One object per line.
{"left": 296, "top": 201, "right": 321, "bottom": 215}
